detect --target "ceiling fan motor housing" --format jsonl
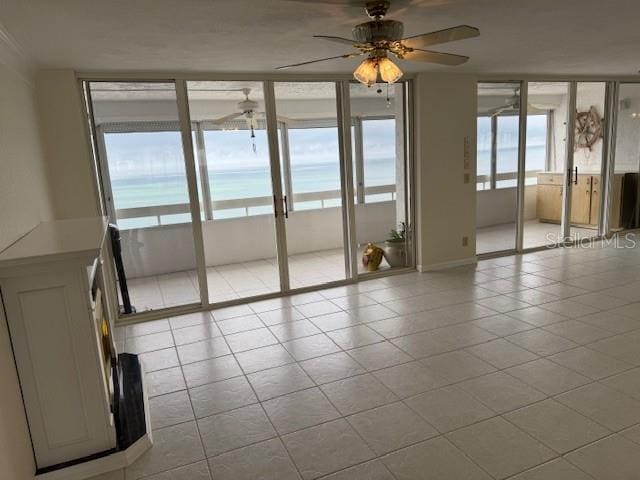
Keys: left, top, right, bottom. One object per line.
{"left": 353, "top": 19, "right": 404, "bottom": 44}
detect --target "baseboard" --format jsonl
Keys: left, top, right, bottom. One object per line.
{"left": 417, "top": 256, "right": 478, "bottom": 272}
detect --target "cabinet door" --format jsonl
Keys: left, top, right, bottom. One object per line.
{"left": 537, "top": 184, "right": 563, "bottom": 221}
{"left": 590, "top": 175, "right": 601, "bottom": 226}
{"left": 570, "top": 175, "right": 592, "bottom": 225}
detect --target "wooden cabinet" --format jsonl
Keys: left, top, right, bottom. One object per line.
{"left": 536, "top": 172, "right": 628, "bottom": 228}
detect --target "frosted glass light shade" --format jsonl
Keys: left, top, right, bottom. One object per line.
{"left": 353, "top": 58, "right": 379, "bottom": 87}
{"left": 378, "top": 57, "right": 403, "bottom": 83}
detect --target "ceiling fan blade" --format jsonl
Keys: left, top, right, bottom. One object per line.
{"left": 401, "top": 25, "right": 480, "bottom": 50}
{"left": 209, "top": 112, "right": 243, "bottom": 125}
{"left": 313, "top": 35, "right": 360, "bottom": 46}
{"left": 275, "top": 52, "right": 362, "bottom": 69}
{"left": 402, "top": 49, "right": 469, "bottom": 65}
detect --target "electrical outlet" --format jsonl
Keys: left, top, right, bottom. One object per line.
{"left": 462, "top": 236, "right": 469, "bottom": 247}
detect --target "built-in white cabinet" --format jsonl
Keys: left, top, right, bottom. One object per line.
{"left": 0, "top": 218, "right": 119, "bottom": 472}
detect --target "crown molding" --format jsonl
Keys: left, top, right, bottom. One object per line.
{"left": 0, "top": 20, "right": 35, "bottom": 84}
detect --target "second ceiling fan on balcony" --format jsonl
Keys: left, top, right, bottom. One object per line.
{"left": 277, "top": 0, "right": 480, "bottom": 86}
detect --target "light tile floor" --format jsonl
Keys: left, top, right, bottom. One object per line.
{"left": 105, "top": 232, "right": 640, "bottom": 480}
{"left": 477, "top": 220, "right": 598, "bottom": 254}
{"left": 125, "top": 247, "right": 396, "bottom": 311}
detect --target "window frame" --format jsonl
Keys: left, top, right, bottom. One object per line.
{"left": 477, "top": 111, "right": 551, "bottom": 191}
{"left": 97, "top": 114, "right": 399, "bottom": 229}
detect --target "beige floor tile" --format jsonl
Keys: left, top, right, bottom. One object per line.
{"left": 347, "top": 402, "right": 438, "bottom": 455}
{"left": 391, "top": 324, "right": 496, "bottom": 358}
{"left": 555, "top": 382, "right": 640, "bottom": 431}
{"left": 509, "top": 458, "right": 593, "bottom": 480}
{"left": 466, "top": 338, "right": 539, "bottom": 369}
{"left": 208, "top": 438, "right": 299, "bottom": 480}
{"left": 579, "top": 311, "right": 640, "bottom": 334}
{"left": 234, "top": 344, "right": 295, "bottom": 374}
{"left": 506, "top": 329, "right": 578, "bottom": 356}
{"left": 263, "top": 387, "right": 340, "bottom": 435}
{"left": 421, "top": 350, "right": 496, "bottom": 383}
{"left": 620, "top": 424, "right": 640, "bottom": 445}
{"left": 565, "top": 434, "right": 640, "bottom": 480}
{"left": 269, "top": 319, "right": 322, "bottom": 342}
{"left": 247, "top": 363, "right": 314, "bottom": 401}
{"left": 257, "top": 306, "right": 305, "bottom": 325}
{"left": 282, "top": 333, "right": 341, "bottom": 361}
{"left": 458, "top": 371, "right": 546, "bottom": 414}
{"left": 169, "top": 312, "right": 215, "bottom": 329}
{"left": 373, "top": 361, "right": 448, "bottom": 398}
{"left": 139, "top": 348, "right": 179, "bottom": 372}
{"left": 381, "top": 436, "right": 492, "bottom": 480}
{"left": 309, "top": 311, "right": 361, "bottom": 331}
{"left": 405, "top": 384, "right": 494, "bottom": 433}
{"left": 148, "top": 390, "right": 194, "bottom": 430}
{"left": 125, "top": 331, "right": 174, "bottom": 354}
{"left": 321, "top": 373, "right": 397, "bottom": 415}
{"left": 505, "top": 398, "right": 610, "bottom": 453}
{"left": 506, "top": 306, "right": 568, "bottom": 327}
{"left": 472, "top": 314, "right": 536, "bottom": 336}
{"left": 296, "top": 300, "right": 343, "bottom": 318}
{"left": 141, "top": 461, "right": 211, "bottom": 480}
{"left": 145, "top": 366, "right": 186, "bottom": 397}
{"left": 326, "top": 325, "right": 384, "bottom": 349}
{"left": 216, "top": 314, "right": 264, "bottom": 335}
{"left": 282, "top": 419, "right": 375, "bottom": 480}
{"left": 601, "top": 367, "right": 640, "bottom": 400}
{"left": 588, "top": 331, "right": 640, "bottom": 365}
{"left": 182, "top": 355, "right": 243, "bottom": 388}
{"left": 320, "top": 460, "right": 393, "bottom": 480}
{"left": 211, "top": 304, "right": 254, "bottom": 321}
{"left": 505, "top": 358, "right": 590, "bottom": 395}
{"left": 198, "top": 404, "right": 277, "bottom": 458}
{"left": 189, "top": 376, "right": 257, "bottom": 418}
{"left": 447, "top": 417, "right": 555, "bottom": 479}
{"left": 177, "top": 337, "right": 230, "bottom": 365}
{"left": 126, "top": 319, "right": 170, "bottom": 338}
{"left": 125, "top": 421, "right": 205, "bottom": 479}
{"left": 346, "top": 341, "right": 412, "bottom": 371}
{"left": 171, "top": 322, "right": 223, "bottom": 346}
{"left": 225, "top": 328, "right": 278, "bottom": 353}
{"left": 548, "top": 346, "right": 632, "bottom": 380}
{"left": 299, "top": 351, "right": 366, "bottom": 384}
{"left": 542, "top": 320, "right": 613, "bottom": 345}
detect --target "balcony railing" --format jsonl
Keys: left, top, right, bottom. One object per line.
{"left": 476, "top": 170, "right": 541, "bottom": 190}
{"left": 115, "top": 184, "right": 396, "bottom": 227}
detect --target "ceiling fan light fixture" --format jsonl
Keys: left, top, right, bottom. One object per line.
{"left": 378, "top": 57, "right": 403, "bottom": 83}
{"left": 353, "top": 57, "right": 379, "bottom": 87}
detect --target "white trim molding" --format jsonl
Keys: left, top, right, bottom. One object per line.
{"left": 0, "top": 19, "right": 35, "bottom": 84}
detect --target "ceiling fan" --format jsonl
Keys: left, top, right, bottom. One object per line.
{"left": 276, "top": 0, "right": 479, "bottom": 86}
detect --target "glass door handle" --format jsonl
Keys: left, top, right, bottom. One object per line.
{"left": 283, "top": 195, "right": 289, "bottom": 219}
{"left": 574, "top": 166, "right": 578, "bottom": 185}
{"left": 273, "top": 194, "right": 278, "bottom": 218}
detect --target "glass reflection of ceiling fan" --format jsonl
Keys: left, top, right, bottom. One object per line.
{"left": 208, "top": 88, "right": 291, "bottom": 151}
{"left": 486, "top": 88, "right": 551, "bottom": 117}
{"left": 277, "top": 0, "right": 480, "bottom": 86}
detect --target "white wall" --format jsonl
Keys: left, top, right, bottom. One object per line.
{"left": 0, "top": 55, "right": 52, "bottom": 479}
{"left": 120, "top": 201, "right": 396, "bottom": 278}
{"left": 36, "top": 70, "right": 100, "bottom": 219}
{"left": 414, "top": 73, "right": 477, "bottom": 269}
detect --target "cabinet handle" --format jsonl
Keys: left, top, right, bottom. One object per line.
{"left": 574, "top": 166, "right": 578, "bottom": 185}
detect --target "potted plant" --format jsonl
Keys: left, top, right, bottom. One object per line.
{"left": 384, "top": 222, "right": 407, "bottom": 267}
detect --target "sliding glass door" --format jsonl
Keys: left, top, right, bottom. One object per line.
{"left": 476, "top": 82, "right": 521, "bottom": 254}
{"left": 522, "top": 82, "right": 569, "bottom": 249}
{"left": 185, "top": 81, "right": 282, "bottom": 303}
{"left": 476, "top": 80, "right": 617, "bottom": 255}
{"left": 88, "top": 78, "right": 413, "bottom": 317}
{"left": 88, "top": 81, "right": 201, "bottom": 312}
{"left": 273, "top": 82, "right": 349, "bottom": 289}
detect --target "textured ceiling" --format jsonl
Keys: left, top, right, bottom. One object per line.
{"left": 1, "top": 0, "right": 640, "bottom": 75}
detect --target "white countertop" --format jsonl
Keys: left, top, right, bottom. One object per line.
{"left": 0, "top": 217, "right": 109, "bottom": 268}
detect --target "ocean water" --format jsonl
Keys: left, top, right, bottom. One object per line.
{"left": 112, "top": 157, "right": 396, "bottom": 213}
